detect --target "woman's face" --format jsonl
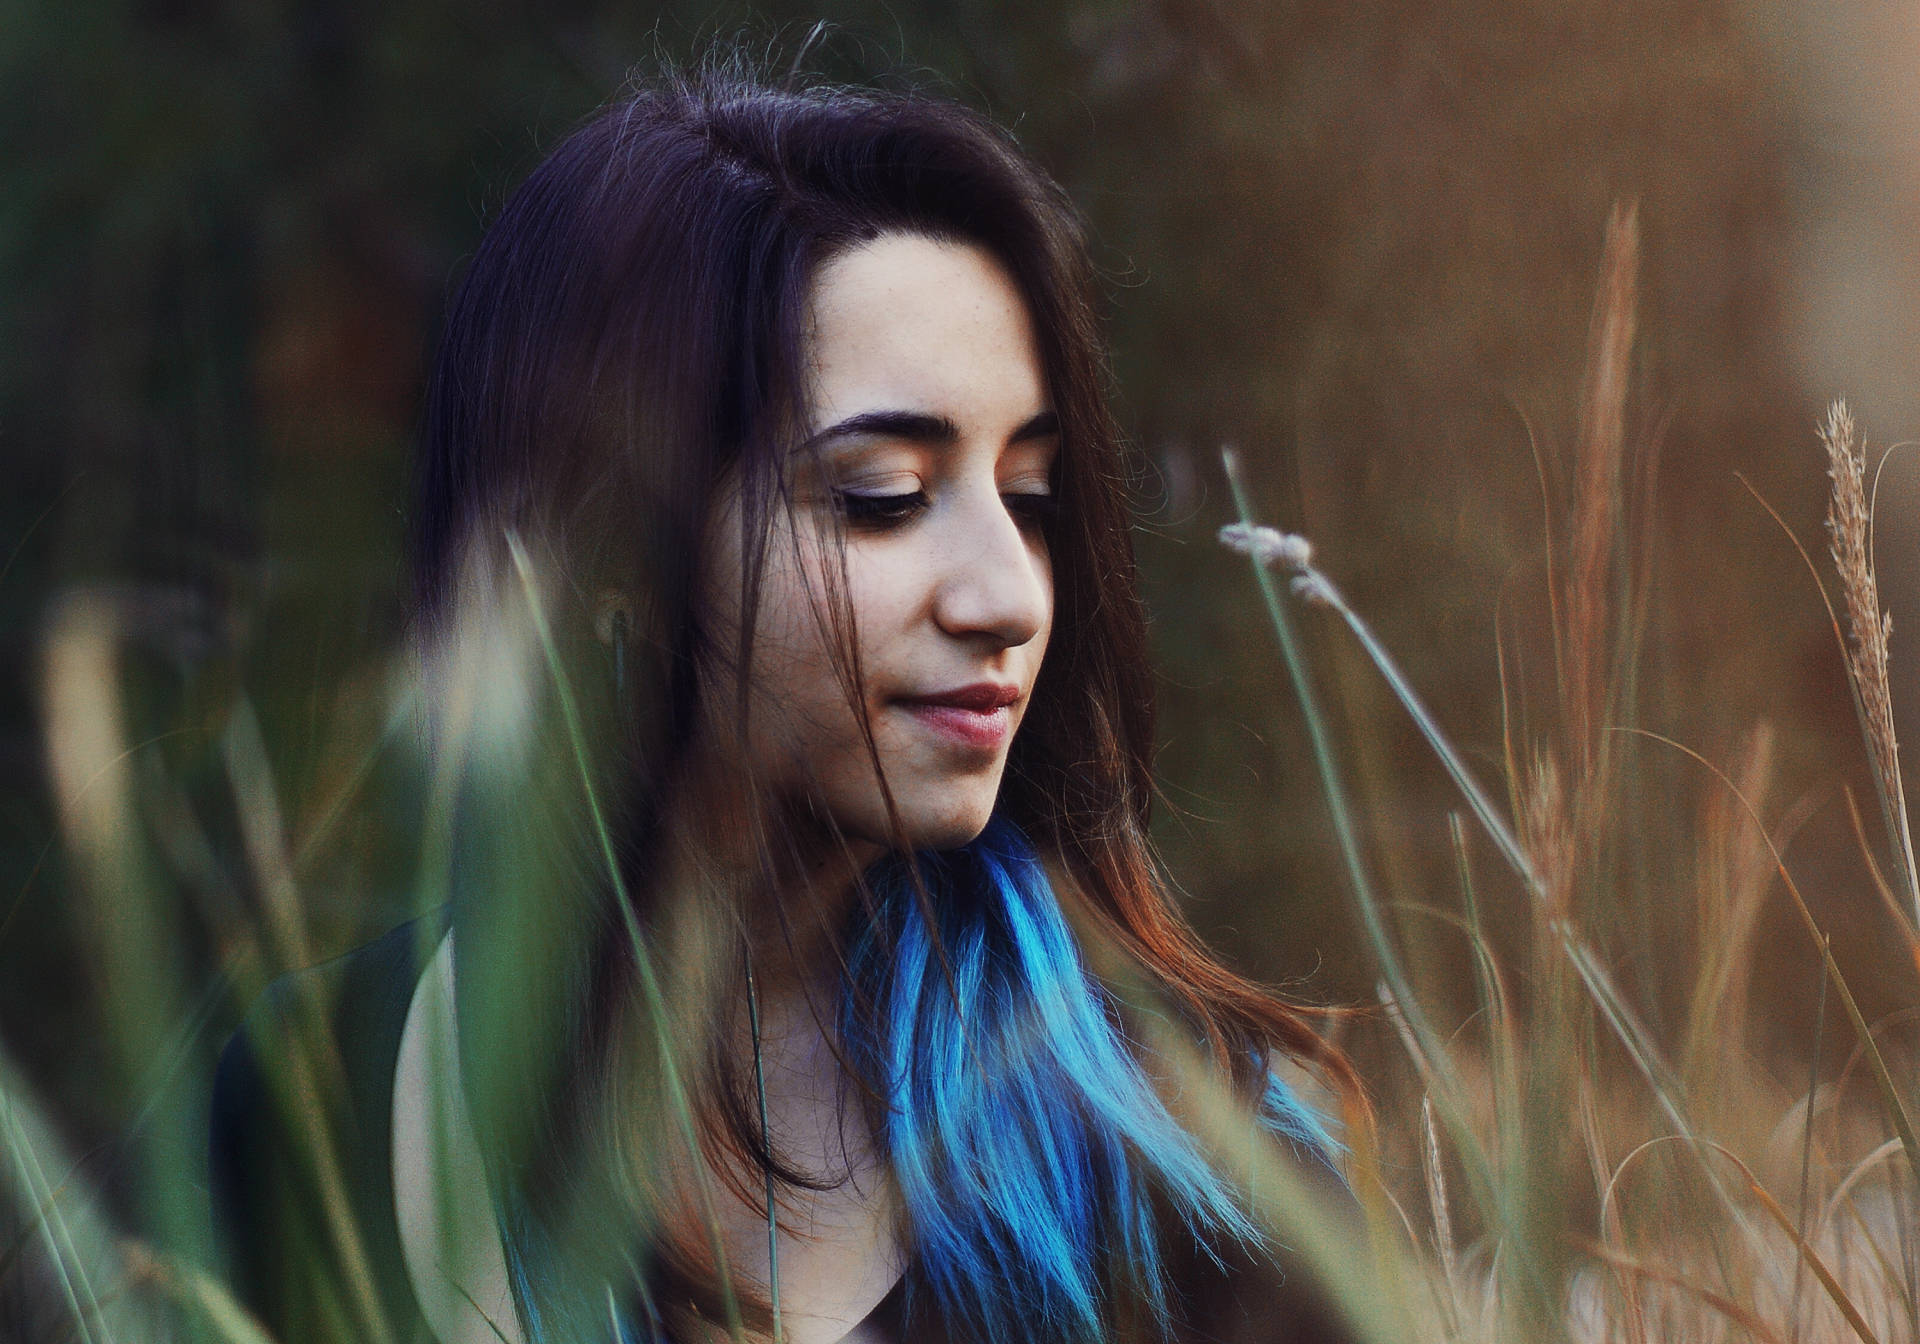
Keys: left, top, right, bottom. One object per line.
{"left": 701, "top": 233, "right": 1057, "bottom": 861}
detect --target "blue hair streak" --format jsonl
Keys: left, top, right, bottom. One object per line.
{"left": 842, "top": 815, "right": 1338, "bottom": 1344}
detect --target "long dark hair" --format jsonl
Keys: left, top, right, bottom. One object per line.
{"left": 412, "top": 58, "right": 1359, "bottom": 1343}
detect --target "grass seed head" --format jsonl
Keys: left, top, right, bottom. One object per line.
{"left": 1218, "top": 521, "right": 1312, "bottom": 572}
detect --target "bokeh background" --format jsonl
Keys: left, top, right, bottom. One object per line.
{"left": 6, "top": 0, "right": 1920, "bottom": 1302}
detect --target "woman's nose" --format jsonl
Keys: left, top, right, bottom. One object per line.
{"left": 931, "top": 490, "right": 1050, "bottom": 648}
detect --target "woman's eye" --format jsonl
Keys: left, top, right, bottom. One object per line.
{"left": 835, "top": 490, "right": 929, "bottom": 528}
{"left": 1004, "top": 491, "right": 1058, "bottom": 531}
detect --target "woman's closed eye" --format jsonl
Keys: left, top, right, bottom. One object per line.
{"left": 836, "top": 488, "right": 929, "bottom": 529}
{"left": 832, "top": 483, "right": 1056, "bottom": 532}
{"left": 1003, "top": 490, "right": 1057, "bottom": 531}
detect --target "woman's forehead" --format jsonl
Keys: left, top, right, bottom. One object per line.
{"left": 802, "top": 234, "right": 1050, "bottom": 436}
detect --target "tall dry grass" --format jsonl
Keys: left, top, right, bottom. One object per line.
{"left": 1216, "top": 201, "right": 1920, "bottom": 1344}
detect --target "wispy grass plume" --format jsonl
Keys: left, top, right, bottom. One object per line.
{"left": 1821, "top": 399, "right": 1920, "bottom": 930}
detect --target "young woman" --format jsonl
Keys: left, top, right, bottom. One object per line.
{"left": 211, "top": 63, "right": 1361, "bottom": 1344}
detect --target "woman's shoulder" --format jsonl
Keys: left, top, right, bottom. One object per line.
{"left": 208, "top": 912, "right": 447, "bottom": 1341}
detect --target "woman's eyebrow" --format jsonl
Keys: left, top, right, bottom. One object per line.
{"left": 814, "top": 409, "right": 959, "bottom": 446}
{"left": 1011, "top": 409, "right": 1060, "bottom": 443}
{"left": 809, "top": 407, "right": 1059, "bottom": 449}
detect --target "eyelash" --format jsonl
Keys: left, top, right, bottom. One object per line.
{"left": 1005, "top": 493, "right": 1059, "bottom": 530}
{"left": 833, "top": 490, "right": 1058, "bottom": 532}
{"left": 836, "top": 490, "right": 928, "bottom": 528}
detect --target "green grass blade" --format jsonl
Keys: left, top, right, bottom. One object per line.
{"left": 1, "top": 1070, "right": 107, "bottom": 1344}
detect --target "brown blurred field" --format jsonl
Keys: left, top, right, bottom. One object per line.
{"left": 4, "top": 2, "right": 1920, "bottom": 1340}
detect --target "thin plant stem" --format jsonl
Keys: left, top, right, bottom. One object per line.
{"left": 744, "top": 946, "right": 783, "bottom": 1342}
{"left": 1301, "top": 574, "right": 1539, "bottom": 893}
{"left": 1790, "top": 936, "right": 1830, "bottom": 1344}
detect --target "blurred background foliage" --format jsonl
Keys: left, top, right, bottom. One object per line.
{"left": 3, "top": 0, "right": 1916, "bottom": 1276}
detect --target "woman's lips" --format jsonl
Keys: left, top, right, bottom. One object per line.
{"left": 898, "top": 700, "right": 1013, "bottom": 751}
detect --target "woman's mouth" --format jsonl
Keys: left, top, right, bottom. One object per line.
{"left": 897, "top": 683, "right": 1019, "bottom": 752}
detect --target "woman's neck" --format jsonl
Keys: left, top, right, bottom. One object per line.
{"left": 650, "top": 772, "right": 907, "bottom": 1344}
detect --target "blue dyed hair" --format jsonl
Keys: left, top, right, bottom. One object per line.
{"left": 843, "top": 816, "right": 1335, "bottom": 1344}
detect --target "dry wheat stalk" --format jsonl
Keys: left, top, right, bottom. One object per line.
{"left": 1821, "top": 400, "right": 1920, "bottom": 929}
{"left": 1565, "top": 202, "right": 1638, "bottom": 779}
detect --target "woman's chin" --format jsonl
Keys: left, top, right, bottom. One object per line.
{"left": 916, "top": 816, "right": 995, "bottom": 853}
{"left": 803, "top": 752, "right": 1011, "bottom": 855}
{"left": 873, "top": 795, "right": 998, "bottom": 855}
